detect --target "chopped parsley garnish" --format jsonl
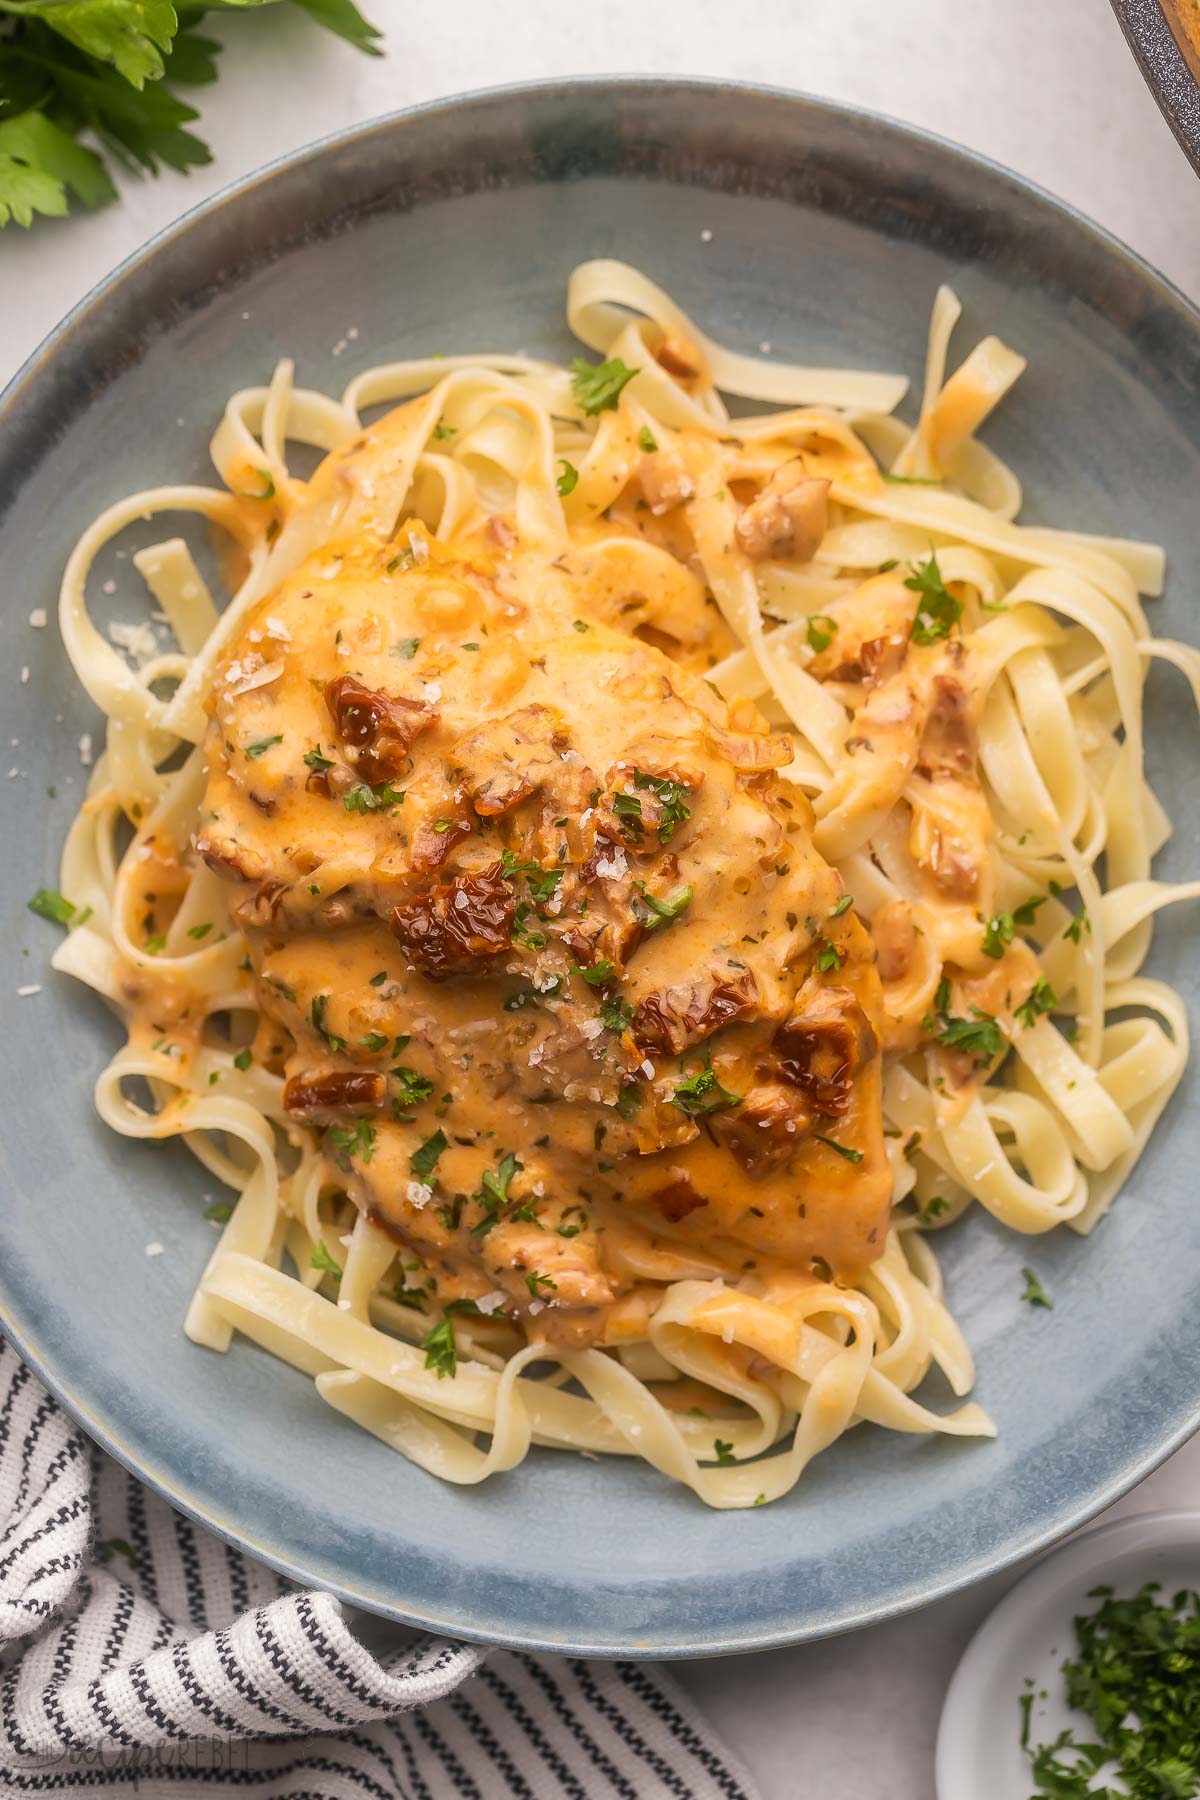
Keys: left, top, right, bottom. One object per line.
{"left": 981, "top": 895, "right": 1046, "bottom": 958}
{"left": 814, "top": 1134, "right": 863, "bottom": 1164}
{"left": 1020, "top": 1267, "right": 1053, "bottom": 1309}
{"left": 303, "top": 746, "right": 334, "bottom": 772}
{"left": 805, "top": 613, "right": 837, "bottom": 653}
{"left": 359, "top": 1032, "right": 389, "bottom": 1053}
{"left": 1014, "top": 977, "right": 1057, "bottom": 1030}
{"left": 240, "top": 469, "right": 276, "bottom": 500}
{"left": 421, "top": 1316, "right": 457, "bottom": 1379}
{"left": 392, "top": 1067, "right": 435, "bottom": 1106}
{"left": 600, "top": 992, "right": 635, "bottom": 1033}
{"left": 829, "top": 894, "right": 854, "bottom": 918}
{"left": 1065, "top": 905, "right": 1090, "bottom": 945}
{"left": 577, "top": 960, "right": 614, "bottom": 986}
{"left": 557, "top": 460, "right": 579, "bottom": 497}
{"left": 525, "top": 1270, "right": 557, "bottom": 1297}
{"left": 557, "top": 1205, "right": 587, "bottom": 1239}
{"left": 310, "top": 993, "right": 344, "bottom": 1052}
{"left": 572, "top": 618, "right": 589, "bottom": 633}
{"left": 612, "top": 790, "right": 643, "bottom": 834}
{"left": 1020, "top": 1582, "right": 1200, "bottom": 1797}
{"left": 344, "top": 780, "right": 405, "bottom": 813}
{"left": 204, "top": 1202, "right": 233, "bottom": 1224}
{"left": 616, "top": 1083, "right": 643, "bottom": 1119}
{"left": 634, "top": 880, "right": 692, "bottom": 930}
{"left": 670, "top": 1055, "right": 741, "bottom": 1118}
{"left": 933, "top": 1008, "right": 1005, "bottom": 1060}
{"left": 392, "top": 636, "right": 421, "bottom": 659}
{"left": 905, "top": 551, "right": 963, "bottom": 645}
{"left": 28, "top": 888, "right": 76, "bottom": 925}
{"left": 467, "top": 1151, "right": 525, "bottom": 1237}
{"left": 816, "top": 941, "right": 843, "bottom": 974}
{"left": 410, "top": 1129, "right": 448, "bottom": 1181}
{"left": 500, "top": 849, "right": 556, "bottom": 897}
{"left": 880, "top": 470, "right": 938, "bottom": 485}
{"left": 328, "top": 1118, "right": 375, "bottom": 1169}
{"left": 570, "top": 356, "right": 638, "bottom": 415}
{"left": 369, "top": 970, "right": 388, "bottom": 987}
{"left": 245, "top": 735, "right": 282, "bottom": 759}
{"left": 916, "top": 1196, "right": 949, "bottom": 1223}
{"left": 233, "top": 1047, "right": 252, "bottom": 1071}
{"left": 310, "top": 1241, "right": 342, "bottom": 1279}
{"left": 432, "top": 421, "right": 456, "bottom": 440}
{"left": 511, "top": 902, "right": 547, "bottom": 950}
{"left": 632, "top": 767, "right": 692, "bottom": 844}
{"left": 186, "top": 922, "right": 213, "bottom": 940}
{"left": 713, "top": 1439, "right": 736, "bottom": 1464}
{"left": 143, "top": 935, "right": 166, "bottom": 955}
{"left": 638, "top": 425, "right": 658, "bottom": 452}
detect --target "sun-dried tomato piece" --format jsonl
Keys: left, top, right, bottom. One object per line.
{"left": 390, "top": 862, "right": 515, "bottom": 978}
{"left": 234, "top": 877, "right": 289, "bottom": 928}
{"left": 411, "top": 804, "right": 473, "bottom": 874}
{"left": 773, "top": 984, "right": 876, "bottom": 1117}
{"left": 324, "top": 674, "right": 436, "bottom": 784}
{"left": 709, "top": 1083, "right": 811, "bottom": 1175}
{"left": 649, "top": 1176, "right": 708, "bottom": 1222}
{"left": 283, "top": 1069, "right": 386, "bottom": 1120}
{"left": 632, "top": 971, "right": 758, "bottom": 1056}
{"left": 917, "top": 674, "right": 975, "bottom": 778}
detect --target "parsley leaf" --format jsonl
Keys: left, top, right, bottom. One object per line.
{"left": 421, "top": 1316, "right": 457, "bottom": 1379}
{"left": 670, "top": 1055, "right": 741, "bottom": 1118}
{"left": 577, "top": 960, "right": 614, "bottom": 986}
{"left": 310, "top": 1241, "right": 342, "bottom": 1279}
{"left": 805, "top": 613, "right": 837, "bottom": 653}
{"left": 392, "top": 1066, "right": 434, "bottom": 1106}
{"left": 245, "top": 734, "right": 282, "bottom": 759}
{"left": 28, "top": 887, "right": 76, "bottom": 925}
{"left": 525, "top": 1269, "right": 557, "bottom": 1297}
{"left": 1020, "top": 1266, "right": 1052, "bottom": 1309}
{"left": 1014, "top": 977, "right": 1057, "bottom": 1029}
{"left": 343, "top": 779, "right": 405, "bottom": 813}
{"left": 570, "top": 357, "right": 638, "bottom": 415}
{"left": 904, "top": 551, "right": 963, "bottom": 645}
{"left": 410, "top": 1128, "right": 447, "bottom": 1181}
{"left": 934, "top": 1009, "right": 1005, "bottom": 1060}
{"left": 600, "top": 992, "right": 634, "bottom": 1033}
{"left": 632, "top": 767, "right": 691, "bottom": 843}
{"left": 0, "top": 0, "right": 381, "bottom": 232}
{"left": 982, "top": 894, "right": 1047, "bottom": 958}
{"left": 815, "top": 941, "right": 843, "bottom": 974}
{"left": 327, "top": 1117, "right": 375, "bottom": 1169}
{"left": 633, "top": 880, "right": 692, "bottom": 930}
{"left": 556, "top": 460, "right": 578, "bottom": 497}
{"left": 638, "top": 425, "right": 658, "bottom": 452}
{"left": 814, "top": 1134, "right": 863, "bottom": 1164}
{"left": 713, "top": 1439, "right": 736, "bottom": 1464}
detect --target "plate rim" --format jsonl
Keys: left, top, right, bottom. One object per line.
{"left": 3, "top": 75, "right": 1200, "bottom": 1658}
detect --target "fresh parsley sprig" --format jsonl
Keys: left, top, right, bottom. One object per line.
{"left": 0, "top": 0, "right": 382, "bottom": 230}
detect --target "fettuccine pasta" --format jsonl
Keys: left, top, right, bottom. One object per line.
{"left": 42, "top": 260, "right": 1200, "bottom": 1509}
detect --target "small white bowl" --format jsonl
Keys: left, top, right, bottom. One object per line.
{"left": 937, "top": 1509, "right": 1200, "bottom": 1800}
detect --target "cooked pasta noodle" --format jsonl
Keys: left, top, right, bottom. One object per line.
{"left": 45, "top": 260, "right": 1200, "bottom": 1509}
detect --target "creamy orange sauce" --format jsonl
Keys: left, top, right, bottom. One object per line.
{"left": 173, "top": 393, "right": 1024, "bottom": 1354}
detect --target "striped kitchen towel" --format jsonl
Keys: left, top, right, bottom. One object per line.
{"left": 0, "top": 1340, "right": 759, "bottom": 1799}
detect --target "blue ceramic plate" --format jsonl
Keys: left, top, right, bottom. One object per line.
{"left": 2, "top": 81, "right": 1199, "bottom": 1658}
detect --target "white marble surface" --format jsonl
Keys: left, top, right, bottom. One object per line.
{"left": 3, "top": 1, "right": 1199, "bottom": 1794}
